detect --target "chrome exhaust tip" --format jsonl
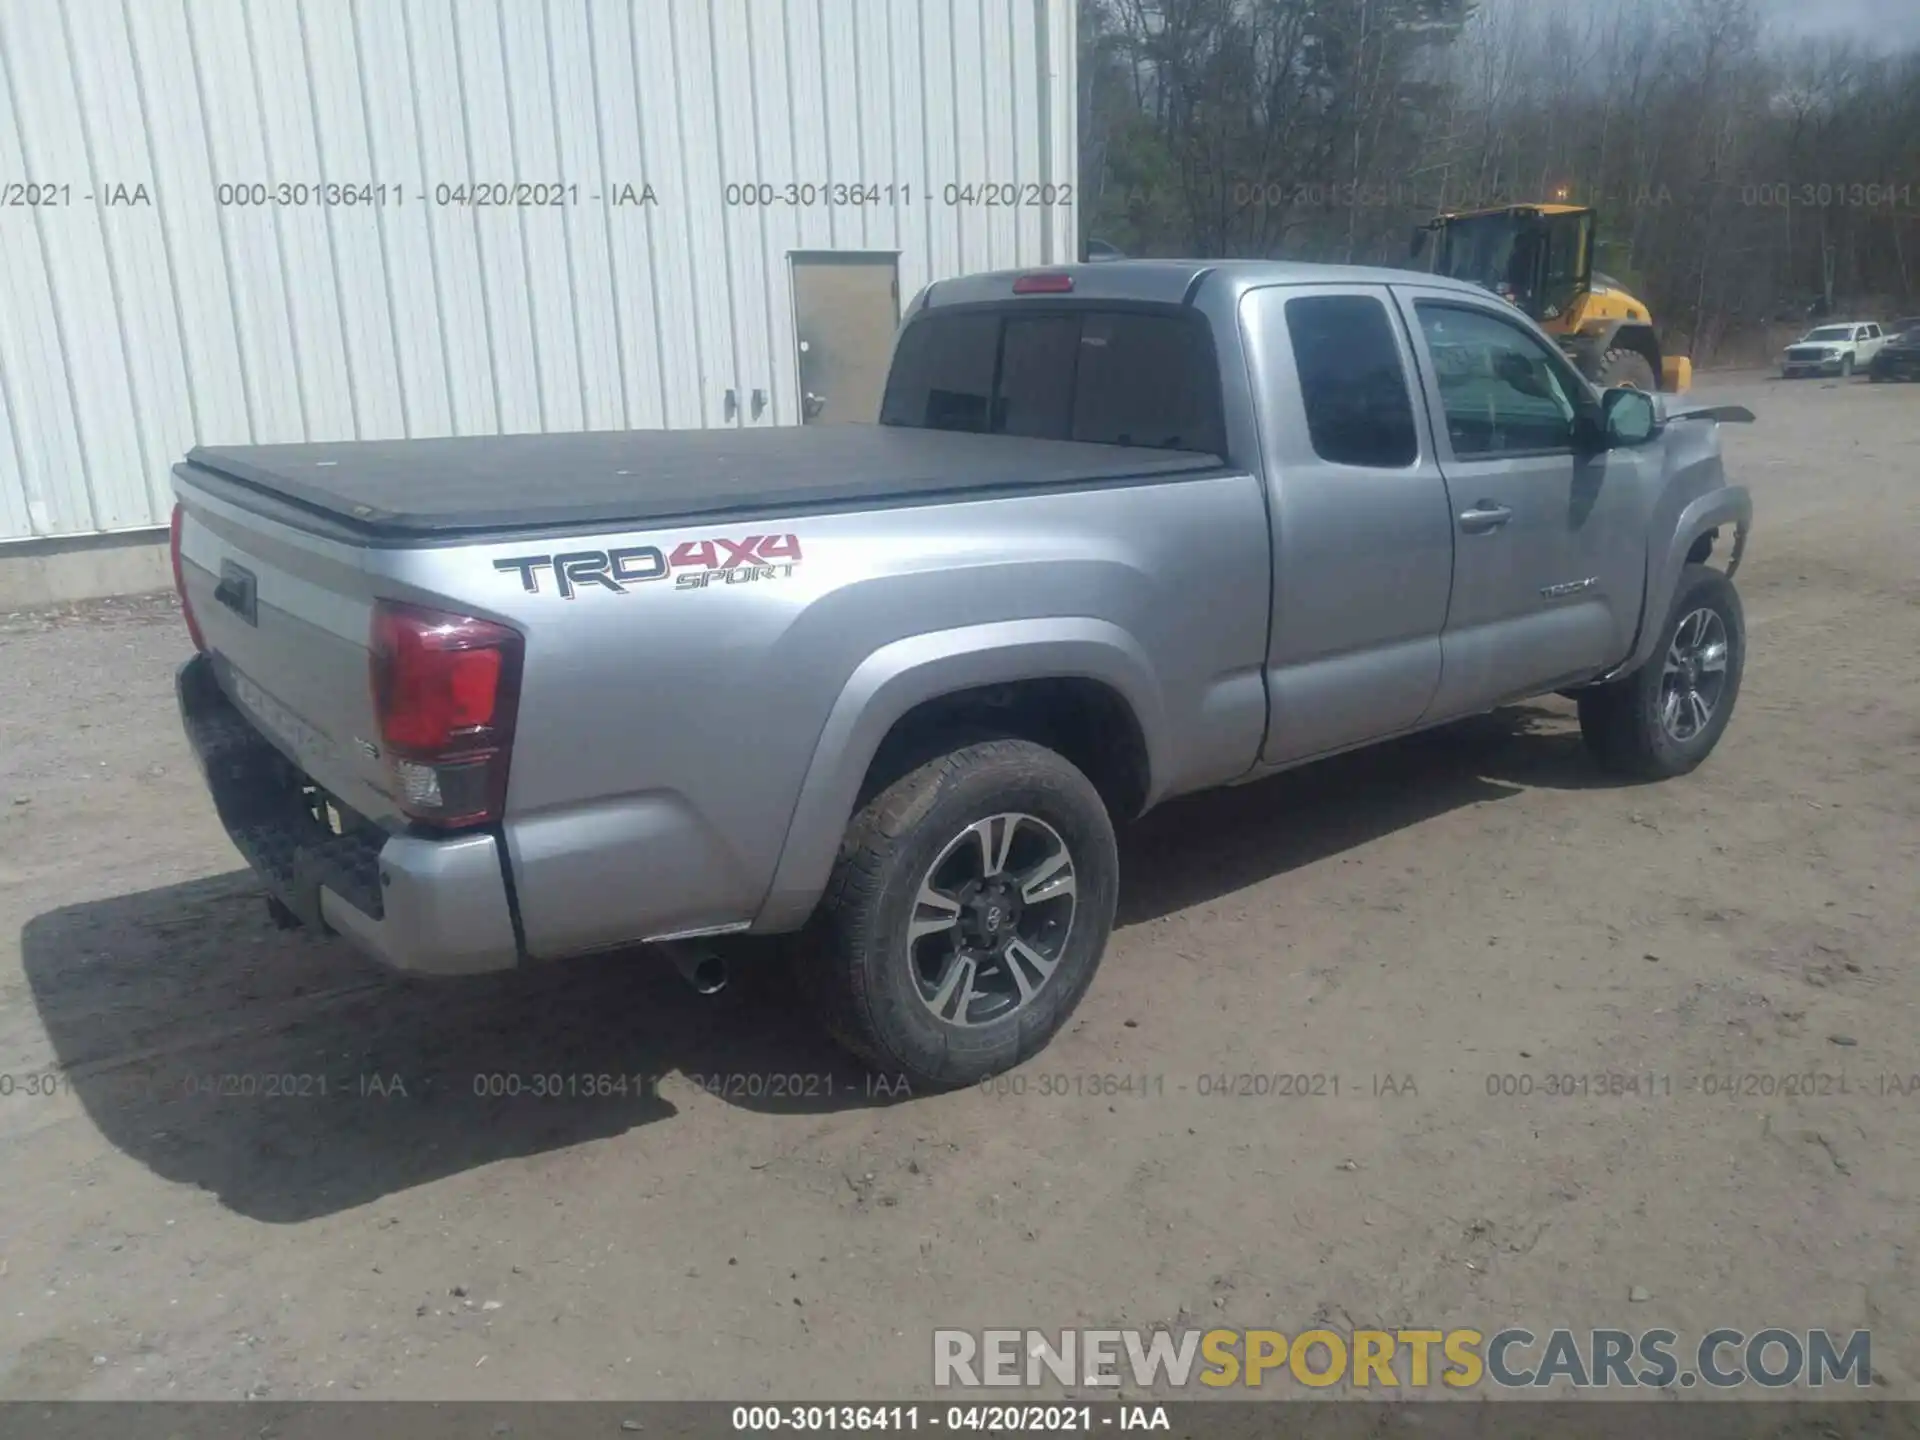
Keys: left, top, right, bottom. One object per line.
{"left": 662, "top": 941, "right": 729, "bottom": 995}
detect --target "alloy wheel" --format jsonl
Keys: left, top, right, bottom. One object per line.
{"left": 1659, "top": 607, "right": 1730, "bottom": 743}
{"left": 906, "top": 813, "right": 1078, "bottom": 1027}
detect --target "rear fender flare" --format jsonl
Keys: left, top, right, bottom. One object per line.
{"left": 752, "top": 618, "right": 1168, "bottom": 932}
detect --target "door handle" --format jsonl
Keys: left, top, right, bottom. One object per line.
{"left": 1458, "top": 502, "right": 1513, "bottom": 534}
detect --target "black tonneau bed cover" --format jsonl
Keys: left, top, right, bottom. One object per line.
{"left": 180, "top": 427, "right": 1226, "bottom": 540}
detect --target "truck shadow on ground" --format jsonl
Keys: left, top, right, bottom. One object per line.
{"left": 22, "top": 701, "right": 1611, "bottom": 1223}
{"left": 1117, "top": 699, "right": 1623, "bottom": 924}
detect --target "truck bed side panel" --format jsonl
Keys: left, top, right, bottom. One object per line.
{"left": 482, "top": 473, "right": 1272, "bottom": 956}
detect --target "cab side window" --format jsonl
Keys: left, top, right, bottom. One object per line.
{"left": 1415, "top": 303, "right": 1585, "bottom": 457}
{"left": 1284, "top": 294, "right": 1417, "bottom": 467}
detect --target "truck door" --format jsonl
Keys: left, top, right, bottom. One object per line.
{"left": 1238, "top": 284, "right": 1455, "bottom": 765}
{"left": 1393, "top": 291, "right": 1651, "bottom": 715}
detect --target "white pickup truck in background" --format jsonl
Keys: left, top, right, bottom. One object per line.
{"left": 1781, "top": 321, "right": 1888, "bottom": 378}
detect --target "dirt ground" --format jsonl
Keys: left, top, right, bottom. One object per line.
{"left": 1, "top": 373, "right": 1916, "bottom": 1404}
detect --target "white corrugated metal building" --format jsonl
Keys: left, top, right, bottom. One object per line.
{"left": 0, "top": 0, "right": 1076, "bottom": 601}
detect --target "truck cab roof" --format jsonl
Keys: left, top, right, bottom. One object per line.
{"left": 920, "top": 259, "right": 1501, "bottom": 311}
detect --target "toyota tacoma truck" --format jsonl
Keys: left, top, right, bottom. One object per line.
{"left": 171, "top": 260, "right": 1753, "bottom": 1087}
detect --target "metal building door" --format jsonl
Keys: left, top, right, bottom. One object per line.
{"left": 790, "top": 253, "right": 901, "bottom": 424}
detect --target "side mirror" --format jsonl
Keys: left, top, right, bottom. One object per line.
{"left": 1601, "top": 387, "right": 1658, "bottom": 447}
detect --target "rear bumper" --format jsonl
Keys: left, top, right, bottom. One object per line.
{"left": 177, "top": 654, "right": 520, "bottom": 975}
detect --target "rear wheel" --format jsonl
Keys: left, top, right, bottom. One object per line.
{"left": 798, "top": 738, "right": 1119, "bottom": 1089}
{"left": 1595, "top": 348, "right": 1657, "bottom": 391}
{"left": 1578, "top": 564, "right": 1745, "bottom": 780}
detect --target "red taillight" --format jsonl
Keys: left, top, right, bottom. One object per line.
{"left": 169, "top": 503, "right": 207, "bottom": 652}
{"left": 372, "top": 610, "right": 505, "bottom": 750}
{"left": 369, "top": 600, "right": 523, "bottom": 828}
{"left": 1012, "top": 271, "right": 1074, "bottom": 294}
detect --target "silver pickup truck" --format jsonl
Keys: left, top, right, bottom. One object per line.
{"left": 171, "top": 260, "right": 1752, "bottom": 1086}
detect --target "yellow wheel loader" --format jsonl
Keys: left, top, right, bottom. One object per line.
{"left": 1412, "top": 204, "right": 1692, "bottom": 393}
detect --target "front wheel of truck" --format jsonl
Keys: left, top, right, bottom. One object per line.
{"left": 798, "top": 738, "right": 1119, "bottom": 1089}
{"left": 1578, "top": 563, "right": 1745, "bottom": 780}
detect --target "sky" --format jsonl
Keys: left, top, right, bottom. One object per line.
{"left": 1752, "top": 0, "right": 1920, "bottom": 47}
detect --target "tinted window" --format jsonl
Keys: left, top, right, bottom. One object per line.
{"left": 1070, "top": 312, "right": 1221, "bottom": 449}
{"left": 1416, "top": 304, "right": 1584, "bottom": 457}
{"left": 1285, "top": 295, "right": 1417, "bottom": 467}
{"left": 997, "top": 316, "right": 1079, "bottom": 437}
{"left": 881, "top": 308, "right": 1225, "bottom": 454}
{"left": 879, "top": 312, "right": 999, "bottom": 431}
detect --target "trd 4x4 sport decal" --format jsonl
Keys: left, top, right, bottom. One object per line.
{"left": 494, "top": 533, "right": 802, "bottom": 598}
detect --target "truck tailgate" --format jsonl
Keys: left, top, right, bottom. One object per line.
{"left": 172, "top": 473, "right": 397, "bottom": 828}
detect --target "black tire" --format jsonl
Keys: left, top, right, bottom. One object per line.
{"left": 1594, "top": 348, "right": 1657, "bottom": 391}
{"left": 797, "top": 738, "right": 1119, "bottom": 1089}
{"left": 1577, "top": 564, "right": 1745, "bottom": 780}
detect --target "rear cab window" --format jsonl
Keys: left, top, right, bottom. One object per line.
{"left": 881, "top": 305, "right": 1227, "bottom": 456}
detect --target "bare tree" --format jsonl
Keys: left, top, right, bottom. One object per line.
{"left": 1082, "top": 0, "right": 1920, "bottom": 361}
